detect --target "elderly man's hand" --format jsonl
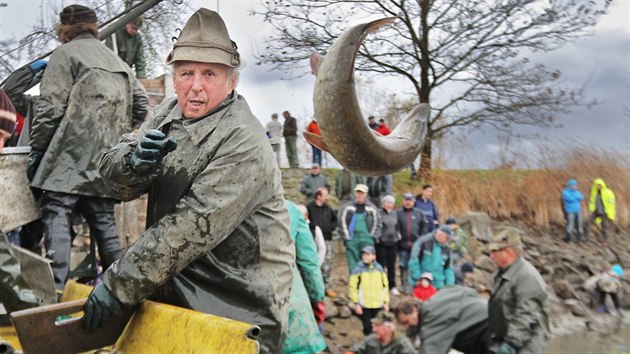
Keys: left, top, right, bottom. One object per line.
{"left": 83, "top": 282, "right": 124, "bottom": 331}
{"left": 130, "top": 129, "right": 177, "bottom": 174}
{"left": 26, "top": 150, "right": 44, "bottom": 181}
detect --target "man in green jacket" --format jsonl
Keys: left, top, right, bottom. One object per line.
{"left": 105, "top": 17, "right": 147, "bottom": 78}
{"left": 488, "top": 227, "right": 549, "bottom": 354}
{"left": 83, "top": 9, "right": 294, "bottom": 354}
{"left": 395, "top": 286, "right": 488, "bottom": 354}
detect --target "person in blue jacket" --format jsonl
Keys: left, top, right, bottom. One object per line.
{"left": 562, "top": 179, "right": 584, "bottom": 243}
{"left": 415, "top": 184, "right": 439, "bottom": 232}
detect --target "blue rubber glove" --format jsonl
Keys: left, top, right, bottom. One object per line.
{"left": 26, "top": 150, "right": 44, "bottom": 181}
{"left": 29, "top": 60, "right": 48, "bottom": 73}
{"left": 83, "top": 282, "right": 124, "bottom": 331}
{"left": 130, "top": 129, "right": 177, "bottom": 174}
{"left": 497, "top": 342, "right": 517, "bottom": 354}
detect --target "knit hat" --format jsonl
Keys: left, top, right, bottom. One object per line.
{"left": 166, "top": 8, "right": 240, "bottom": 67}
{"left": 567, "top": 179, "right": 577, "bottom": 187}
{"left": 380, "top": 195, "right": 395, "bottom": 206}
{"left": 420, "top": 272, "right": 433, "bottom": 282}
{"left": 438, "top": 225, "right": 454, "bottom": 239}
{"left": 0, "top": 89, "right": 17, "bottom": 136}
{"left": 59, "top": 4, "right": 97, "bottom": 25}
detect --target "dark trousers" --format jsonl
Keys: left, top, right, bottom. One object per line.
{"left": 452, "top": 320, "right": 488, "bottom": 354}
{"left": 360, "top": 307, "right": 382, "bottom": 335}
{"left": 311, "top": 145, "right": 322, "bottom": 165}
{"left": 376, "top": 243, "right": 397, "bottom": 289}
{"left": 598, "top": 289, "right": 620, "bottom": 308}
{"left": 40, "top": 191, "right": 121, "bottom": 290}
{"left": 584, "top": 212, "right": 611, "bottom": 240}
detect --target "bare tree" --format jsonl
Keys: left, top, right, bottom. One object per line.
{"left": 0, "top": 0, "right": 191, "bottom": 80}
{"left": 253, "top": 0, "right": 610, "bottom": 177}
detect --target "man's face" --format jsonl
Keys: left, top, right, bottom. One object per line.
{"left": 396, "top": 308, "right": 418, "bottom": 328}
{"left": 372, "top": 323, "right": 393, "bottom": 344}
{"left": 362, "top": 251, "right": 376, "bottom": 264}
{"left": 283, "top": 112, "right": 290, "bottom": 119}
{"left": 403, "top": 198, "right": 415, "bottom": 209}
{"left": 311, "top": 166, "right": 320, "bottom": 175}
{"left": 355, "top": 191, "right": 367, "bottom": 204}
{"left": 422, "top": 187, "right": 433, "bottom": 199}
{"left": 435, "top": 229, "right": 449, "bottom": 245}
{"left": 125, "top": 23, "right": 140, "bottom": 37}
{"left": 490, "top": 247, "right": 513, "bottom": 269}
{"left": 173, "top": 61, "right": 236, "bottom": 120}
{"left": 316, "top": 189, "right": 329, "bottom": 203}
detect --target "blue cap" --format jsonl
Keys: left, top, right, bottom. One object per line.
{"left": 361, "top": 245, "right": 376, "bottom": 254}
{"left": 612, "top": 264, "right": 623, "bottom": 277}
{"left": 567, "top": 179, "right": 577, "bottom": 187}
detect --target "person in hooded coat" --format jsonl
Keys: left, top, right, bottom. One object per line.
{"left": 584, "top": 178, "right": 616, "bottom": 241}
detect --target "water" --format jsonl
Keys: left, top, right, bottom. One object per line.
{"left": 546, "top": 323, "right": 630, "bottom": 354}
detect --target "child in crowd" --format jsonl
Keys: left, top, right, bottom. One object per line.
{"left": 349, "top": 246, "right": 390, "bottom": 335}
{"left": 596, "top": 263, "right": 623, "bottom": 315}
{"left": 412, "top": 272, "right": 437, "bottom": 302}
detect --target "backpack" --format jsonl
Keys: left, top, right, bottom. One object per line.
{"left": 418, "top": 237, "right": 451, "bottom": 270}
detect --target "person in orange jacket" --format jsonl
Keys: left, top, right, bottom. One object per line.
{"left": 306, "top": 118, "right": 322, "bottom": 165}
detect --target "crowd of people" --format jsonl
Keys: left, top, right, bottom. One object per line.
{"left": 0, "top": 4, "right": 623, "bottom": 354}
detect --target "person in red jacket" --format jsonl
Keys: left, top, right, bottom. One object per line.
{"left": 412, "top": 272, "right": 437, "bottom": 302}
{"left": 375, "top": 119, "right": 391, "bottom": 136}
{"left": 306, "top": 118, "right": 323, "bottom": 165}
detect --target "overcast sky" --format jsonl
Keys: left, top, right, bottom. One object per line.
{"left": 1, "top": 0, "right": 628, "bottom": 169}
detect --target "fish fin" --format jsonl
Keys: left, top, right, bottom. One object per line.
{"left": 303, "top": 132, "right": 330, "bottom": 153}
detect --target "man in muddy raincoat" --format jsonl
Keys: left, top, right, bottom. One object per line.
{"left": 83, "top": 8, "right": 294, "bottom": 354}
{"left": 27, "top": 5, "right": 148, "bottom": 291}
{"left": 487, "top": 228, "right": 549, "bottom": 354}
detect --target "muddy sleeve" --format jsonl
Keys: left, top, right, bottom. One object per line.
{"left": 102, "top": 126, "right": 274, "bottom": 305}
{"left": 99, "top": 116, "right": 161, "bottom": 201}
{"left": 30, "top": 50, "right": 72, "bottom": 151}
{"left": 130, "top": 78, "right": 148, "bottom": 128}
{"left": 505, "top": 286, "right": 546, "bottom": 348}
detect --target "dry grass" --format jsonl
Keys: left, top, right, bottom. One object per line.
{"left": 392, "top": 147, "right": 629, "bottom": 228}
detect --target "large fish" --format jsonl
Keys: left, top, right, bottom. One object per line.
{"left": 307, "top": 17, "right": 430, "bottom": 177}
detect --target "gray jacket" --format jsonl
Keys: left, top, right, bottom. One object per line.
{"left": 30, "top": 33, "right": 148, "bottom": 197}
{"left": 265, "top": 119, "right": 283, "bottom": 145}
{"left": 375, "top": 208, "right": 399, "bottom": 246}
{"left": 99, "top": 95, "right": 294, "bottom": 354}
{"left": 419, "top": 285, "right": 488, "bottom": 354}
{"left": 488, "top": 256, "right": 549, "bottom": 354}
{"left": 300, "top": 174, "right": 330, "bottom": 201}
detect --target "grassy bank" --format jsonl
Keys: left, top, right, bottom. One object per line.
{"left": 283, "top": 148, "right": 629, "bottom": 229}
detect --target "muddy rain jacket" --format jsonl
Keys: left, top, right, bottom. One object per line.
{"left": 99, "top": 94, "right": 294, "bottom": 354}
{"left": 30, "top": 33, "right": 148, "bottom": 197}
{"left": 418, "top": 285, "right": 488, "bottom": 354}
{"left": 589, "top": 178, "right": 616, "bottom": 222}
{"left": 488, "top": 257, "right": 549, "bottom": 354}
